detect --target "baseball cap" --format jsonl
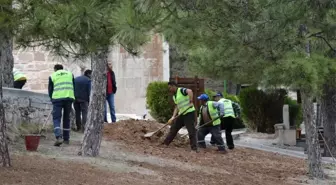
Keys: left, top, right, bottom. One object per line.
{"left": 197, "top": 94, "right": 209, "bottom": 101}
{"left": 213, "top": 92, "right": 223, "bottom": 97}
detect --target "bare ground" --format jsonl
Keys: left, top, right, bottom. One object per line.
{"left": 2, "top": 119, "right": 336, "bottom": 185}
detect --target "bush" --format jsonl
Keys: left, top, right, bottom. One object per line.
{"left": 285, "top": 96, "right": 303, "bottom": 129}
{"left": 239, "top": 88, "right": 286, "bottom": 133}
{"left": 204, "top": 89, "right": 216, "bottom": 99}
{"left": 204, "top": 89, "right": 239, "bottom": 103}
{"left": 146, "top": 81, "right": 174, "bottom": 123}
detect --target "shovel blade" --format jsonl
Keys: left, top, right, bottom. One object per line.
{"left": 144, "top": 132, "right": 155, "bottom": 138}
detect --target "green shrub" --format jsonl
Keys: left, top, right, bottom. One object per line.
{"left": 285, "top": 96, "right": 303, "bottom": 129}
{"left": 239, "top": 88, "right": 286, "bottom": 133}
{"left": 224, "top": 93, "right": 240, "bottom": 104}
{"left": 205, "top": 89, "right": 216, "bottom": 100}
{"left": 146, "top": 81, "right": 174, "bottom": 123}
{"left": 204, "top": 89, "right": 240, "bottom": 103}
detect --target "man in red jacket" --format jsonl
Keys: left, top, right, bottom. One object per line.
{"left": 104, "top": 62, "right": 117, "bottom": 123}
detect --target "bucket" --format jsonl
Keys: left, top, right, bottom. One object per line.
{"left": 24, "top": 135, "right": 41, "bottom": 151}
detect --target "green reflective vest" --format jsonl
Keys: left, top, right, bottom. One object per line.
{"left": 199, "top": 101, "right": 221, "bottom": 126}
{"left": 173, "top": 88, "right": 195, "bottom": 115}
{"left": 51, "top": 70, "right": 75, "bottom": 100}
{"left": 219, "top": 98, "right": 235, "bottom": 118}
{"left": 13, "top": 68, "right": 26, "bottom": 81}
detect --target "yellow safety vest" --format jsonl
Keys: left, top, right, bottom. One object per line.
{"left": 51, "top": 70, "right": 75, "bottom": 100}
{"left": 219, "top": 98, "right": 235, "bottom": 118}
{"left": 199, "top": 101, "right": 221, "bottom": 126}
{"left": 13, "top": 69, "right": 26, "bottom": 81}
{"left": 173, "top": 88, "right": 195, "bottom": 115}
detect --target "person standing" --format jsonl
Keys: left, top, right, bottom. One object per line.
{"left": 163, "top": 81, "right": 198, "bottom": 152}
{"left": 104, "top": 62, "right": 117, "bottom": 123}
{"left": 48, "top": 64, "right": 75, "bottom": 146}
{"left": 13, "top": 68, "right": 27, "bottom": 89}
{"left": 212, "top": 92, "right": 236, "bottom": 149}
{"left": 197, "top": 94, "right": 226, "bottom": 153}
{"left": 74, "top": 69, "right": 92, "bottom": 132}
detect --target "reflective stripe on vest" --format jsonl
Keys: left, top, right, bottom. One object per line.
{"left": 173, "top": 87, "right": 195, "bottom": 115}
{"left": 51, "top": 70, "right": 75, "bottom": 100}
{"left": 13, "top": 69, "right": 26, "bottom": 81}
{"left": 207, "top": 101, "right": 221, "bottom": 126}
{"left": 219, "top": 98, "right": 235, "bottom": 118}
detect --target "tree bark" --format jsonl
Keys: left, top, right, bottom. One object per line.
{"left": 320, "top": 81, "right": 336, "bottom": 157}
{"left": 78, "top": 49, "right": 107, "bottom": 157}
{"left": 301, "top": 91, "right": 324, "bottom": 178}
{"left": 0, "top": 51, "right": 11, "bottom": 167}
{"left": 0, "top": 32, "right": 14, "bottom": 88}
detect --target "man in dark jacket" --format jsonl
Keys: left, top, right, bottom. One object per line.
{"left": 104, "top": 62, "right": 117, "bottom": 123}
{"left": 74, "top": 69, "right": 92, "bottom": 132}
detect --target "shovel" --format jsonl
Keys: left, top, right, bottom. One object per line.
{"left": 144, "top": 106, "right": 193, "bottom": 138}
{"left": 181, "top": 116, "right": 221, "bottom": 138}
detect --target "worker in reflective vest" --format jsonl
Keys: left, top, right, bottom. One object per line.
{"left": 13, "top": 68, "right": 27, "bottom": 89}
{"left": 48, "top": 64, "right": 75, "bottom": 146}
{"left": 212, "top": 92, "right": 236, "bottom": 149}
{"left": 197, "top": 94, "right": 227, "bottom": 153}
{"left": 163, "top": 81, "right": 198, "bottom": 152}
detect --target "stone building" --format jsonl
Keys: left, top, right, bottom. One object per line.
{"left": 13, "top": 35, "right": 170, "bottom": 115}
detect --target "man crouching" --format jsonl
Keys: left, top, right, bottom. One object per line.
{"left": 197, "top": 94, "right": 227, "bottom": 153}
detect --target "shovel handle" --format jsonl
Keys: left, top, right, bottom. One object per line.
{"left": 181, "top": 116, "right": 222, "bottom": 138}
{"left": 196, "top": 116, "right": 221, "bottom": 130}
{"left": 148, "top": 106, "right": 193, "bottom": 136}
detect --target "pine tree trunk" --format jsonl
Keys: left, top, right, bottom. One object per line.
{"left": 321, "top": 82, "right": 336, "bottom": 157}
{"left": 301, "top": 91, "right": 324, "bottom": 178}
{"left": 0, "top": 51, "right": 11, "bottom": 167}
{"left": 78, "top": 50, "right": 107, "bottom": 157}
{"left": 0, "top": 32, "right": 14, "bottom": 87}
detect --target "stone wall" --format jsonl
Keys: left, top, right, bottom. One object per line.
{"left": 13, "top": 34, "right": 169, "bottom": 115}
{"left": 3, "top": 87, "right": 52, "bottom": 126}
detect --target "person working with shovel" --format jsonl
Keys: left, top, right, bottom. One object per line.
{"left": 197, "top": 94, "right": 227, "bottom": 153}
{"left": 163, "top": 81, "right": 198, "bottom": 152}
{"left": 210, "top": 92, "right": 237, "bottom": 150}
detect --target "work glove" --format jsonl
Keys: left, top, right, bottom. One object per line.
{"left": 168, "top": 117, "right": 175, "bottom": 125}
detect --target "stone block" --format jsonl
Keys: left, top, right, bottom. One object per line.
{"left": 283, "top": 129, "right": 297, "bottom": 146}
{"left": 17, "top": 97, "right": 30, "bottom": 107}
{"left": 34, "top": 52, "right": 46, "bottom": 61}
{"left": 283, "top": 104, "right": 290, "bottom": 129}
{"left": 30, "top": 102, "right": 49, "bottom": 109}
{"left": 18, "top": 52, "right": 34, "bottom": 61}
{"left": 274, "top": 123, "right": 285, "bottom": 145}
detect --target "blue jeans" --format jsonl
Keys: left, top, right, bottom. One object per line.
{"left": 52, "top": 100, "right": 72, "bottom": 141}
{"left": 104, "top": 93, "right": 116, "bottom": 122}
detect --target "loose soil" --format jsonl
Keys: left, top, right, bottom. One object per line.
{"left": 3, "top": 119, "right": 334, "bottom": 185}
{"left": 103, "top": 119, "right": 307, "bottom": 185}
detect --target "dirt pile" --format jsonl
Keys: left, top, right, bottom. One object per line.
{"left": 103, "top": 119, "right": 307, "bottom": 185}
{"left": 103, "top": 119, "right": 189, "bottom": 147}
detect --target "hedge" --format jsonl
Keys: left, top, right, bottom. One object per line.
{"left": 285, "top": 96, "right": 303, "bottom": 128}
{"left": 239, "top": 88, "right": 287, "bottom": 133}
{"left": 146, "top": 81, "right": 173, "bottom": 123}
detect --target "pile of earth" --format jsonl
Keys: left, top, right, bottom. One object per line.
{"left": 103, "top": 119, "right": 189, "bottom": 147}
{"left": 103, "top": 119, "right": 306, "bottom": 185}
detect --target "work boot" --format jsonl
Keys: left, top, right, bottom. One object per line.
{"left": 63, "top": 140, "right": 70, "bottom": 145}
{"left": 228, "top": 145, "right": 235, "bottom": 150}
{"left": 191, "top": 148, "right": 199, "bottom": 153}
{"left": 210, "top": 140, "right": 216, "bottom": 146}
{"left": 218, "top": 150, "right": 228, "bottom": 154}
{"left": 54, "top": 138, "right": 63, "bottom": 147}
